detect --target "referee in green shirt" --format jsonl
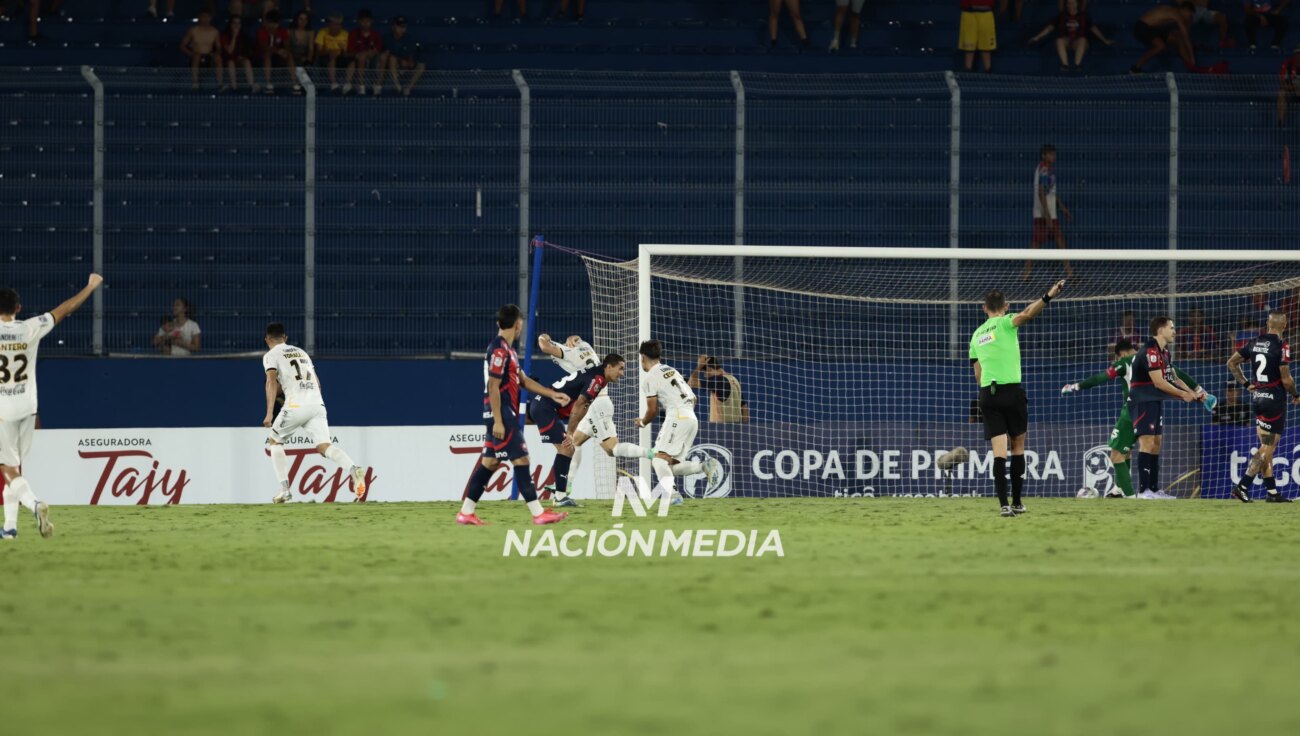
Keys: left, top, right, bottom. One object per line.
{"left": 969, "top": 279, "right": 1065, "bottom": 517}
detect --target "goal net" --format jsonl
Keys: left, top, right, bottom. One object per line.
{"left": 580, "top": 246, "right": 1300, "bottom": 501}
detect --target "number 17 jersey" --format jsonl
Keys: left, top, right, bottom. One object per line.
{"left": 263, "top": 343, "right": 324, "bottom": 407}
{"left": 642, "top": 362, "right": 696, "bottom": 414}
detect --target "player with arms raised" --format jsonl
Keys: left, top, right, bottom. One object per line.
{"left": 457, "top": 304, "right": 572, "bottom": 526}
{"left": 1127, "top": 316, "right": 1199, "bottom": 499}
{"left": 0, "top": 274, "right": 103, "bottom": 540}
{"left": 262, "top": 322, "right": 368, "bottom": 503}
{"left": 537, "top": 333, "right": 600, "bottom": 506}
{"left": 611, "top": 340, "right": 719, "bottom": 504}
{"left": 1227, "top": 310, "right": 1300, "bottom": 502}
{"left": 1063, "top": 338, "right": 1209, "bottom": 498}
{"left": 527, "top": 352, "right": 626, "bottom": 508}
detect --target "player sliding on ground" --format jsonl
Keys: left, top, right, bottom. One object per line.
{"left": 1063, "top": 338, "right": 1210, "bottom": 498}
{"left": 969, "top": 280, "right": 1065, "bottom": 517}
{"left": 0, "top": 274, "right": 103, "bottom": 540}
{"left": 1227, "top": 310, "right": 1300, "bottom": 503}
{"left": 536, "top": 332, "right": 600, "bottom": 506}
{"left": 457, "top": 304, "right": 572, "bottom": 526}
{"left": 528, "top": 351, "right": 626, "bottom": 509}
{"left": 262, "top": 322, "right": 368, "bottom": 503}
{"left": 612, "top": 340, "right": 720, "bottom": 504}
{"left": 1127, "top": 316, "right": 1200, "bottom": 499}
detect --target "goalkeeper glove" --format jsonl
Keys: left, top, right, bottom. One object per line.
{"left": 1061, "top": 383, "right": 1081, "bottom": 395}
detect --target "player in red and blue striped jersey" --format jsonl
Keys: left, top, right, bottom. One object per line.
{"left": 1127, "top": 316, "right": 1200, "bottom": 499}
{"left": 457, "top": 304, "right": 572, "bottom": 526}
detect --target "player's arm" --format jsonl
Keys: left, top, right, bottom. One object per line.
{"left": 1064, "top": 364, "right": 1119, "bottom": 394}
{"left": 50, "top": 273, "right": 104, "bottom": 325}
{"left": 566, "top": 394, "right": 592, "bottom": 436}
{"left": 636, "top": 396, "right": 659, "bottom": 428}
{"left": 1011, "top": 279, "right": 1066, "bottom": 327}
{"left": 971, "top": 359, "right": 981, "bottom": 387}
{"left": 741, "top": 402, "right": 750, "bottom": 423}
{"left": 1028, "top": 23, "right": 1055, "bottom": 44}
{"left": 1227, "top": 350, "right": 1253, "bottom": 389}
{"left": 1281, "top": 364, "right": 1300, "bottom": 402}
{"left": 1150, "top": 366, "right": 1195, "bottom": 401}
{"left": 520, "top": 372, "right": 570, "bottom": 406}
{"left": 181, "top": 27, "right": 197, "bottom": 57}
{"left": 487, "top": 375, "right": 505, "bottom": 438}
{"left": 1173, "top": 367, "right": 1202, "bottom": 395}
{"left": 537, "top": 333, "right": 564, "bottom": 359}
{"left": 173, "top": 330, "right": 201, "bottom": 353}
{"left": 263, "top": 370, "right": 279, "bottom": 427}
{"left": 688, "top": 354, "right": 708, "bottom": 389}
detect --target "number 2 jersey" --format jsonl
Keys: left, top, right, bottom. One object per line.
{"left": 642, "top": 362, "right": 696, "bottom": 414}
{"left": 0, "top": 312, "right": 55, "bottom": 419}
{"left": 263, "top": 342, "right": 325, "bottom": 407}
{"left": 1237, "top": 333, "right": 1290, "bottom": 392}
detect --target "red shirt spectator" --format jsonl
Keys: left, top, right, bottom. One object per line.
{"left": 1055, "top": 10, "right": 1091, "bottom": 39}
{"left": 961, "top": 0, "right": 995, "bottom": 10}
{"left": 348, "top": 27, "right": 383, "bottom": 54}
{"left": 257, "top": 25, "right": 289, "bottom": 55}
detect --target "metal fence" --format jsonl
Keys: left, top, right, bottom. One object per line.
{"left": 2, "top": 67, "right": 1294, "bottom": 356}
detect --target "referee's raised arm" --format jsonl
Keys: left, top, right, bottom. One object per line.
{"left": 968, "top": 279, "right": 1066, "bottom": 517}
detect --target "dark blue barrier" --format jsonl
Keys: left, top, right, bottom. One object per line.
{"left": 1200, "top": 425, "right": 1300, "bottom": 499}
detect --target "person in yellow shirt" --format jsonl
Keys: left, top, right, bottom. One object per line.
{"left": 313, "top": 12, "right": 350, "bottom": 91}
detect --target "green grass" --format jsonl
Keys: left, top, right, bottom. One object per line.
{"left": 4, "top": 498, "right": 1300, "bottom": 736}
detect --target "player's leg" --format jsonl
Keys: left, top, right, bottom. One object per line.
{"left": 0, "top": 415, "right": 47, "bottom": 538}
{"left": 1131, "top": 401, "right": 1161, "bottom": 497}
{"left": 310, "top": 407, "right": 366, "bottom": 500}
{"left": 1108, "top": 407, "right": 1136, "bottom": 497}
{"left": 1006, "top": 386, "right": 1029, "bottom": 511}
{"left": 266, "top": 404, "right": 305, "bottom": 502}
{"left": 459, "top": 455, "right": 499, "bottom": 524}
{"left": 529, "top": 396, "right": 574, "bottom": 505}
{"left": 1072, "top": 37, "right": 1088, "bottom": 69}
{"left": 978, "top": 387, "right": 1013, "bottom": 514}
{"left": 1055, "top": 37, "right": 1070, "bottom": 69}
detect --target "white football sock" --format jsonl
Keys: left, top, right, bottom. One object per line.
{"left": 671, "top": 460, "right": 703, "bottom": 477}
{"left": 459, "top": 499, "right": 477, "bottom": 515}
{"left": 614, "top": 442, "right": 647, "bottom": 459}
{"left": 2, "top": 483, "right": 17, "bottom": 531}
{"left": 527, "top": 500, "right": 544, "bottom": 516}
{"left": 269, "top": 444, "right": 291, "bottom": 489}
{"left": 9, "top": 476, "right": 36, "bottom": 511}
{"left": 323, "top": 444, "right": 357, "bottom": 470}
{"left": 652, "top": 457, "right": 675, "bottom": 495}
{"left": 568, "top": 445, "right": 584, "bottom": 490}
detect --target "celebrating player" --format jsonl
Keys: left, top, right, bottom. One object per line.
{"left": 969, "top": 280, "right": 1065, "bottom": 517}
{"left": 1227, "top": 310, "right": 1300, "bottom": 502}
{"left": 537, "top": 332, "right": 600, "bottom": 505}
{"left": 262, "top": 323, "right": 368, "bottom": 503}
{"left": 1063, "top": 338, "right": 1207, "bottom": 498}
{"left": 0, "top": 274, "right": 103, "bottom": 540}
{"left": 1127, "top": 316, "right": 1199, "bottom": 499}
{"left": 528, "top": 352, "right": 626, "bottom": 508}
{"left": 457, "top": 305, "right": 572, "bottom": 526}
{"left": 611, "top": 340, "right": 720, "bottom": 504}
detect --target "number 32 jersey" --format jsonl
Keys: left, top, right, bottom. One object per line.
{"left": 642, "top": 362, "right": 696, "bottom": 414}
{"left": 0, "top": 313, "right": 55, "bottom": 418}
{"left": 263, "top": 342, "right": 325, "bottom": 407}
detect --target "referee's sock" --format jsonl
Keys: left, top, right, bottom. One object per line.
{"left": 1009, "top": 455, "right": 1026, "bottom": 506}
{"left": 992, "top": 457, "right": 1009, "bottom": 507}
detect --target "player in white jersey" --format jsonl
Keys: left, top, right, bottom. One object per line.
{"left": 610, "top": 339, "right": 720, "bottom": 504}
{"left": 261, "top": 322, "right": 367, "bottom": 503}
{"left": 0, "top": 274, "right": 103, "bottom": 540}
{"left": 537, "top": 333, "right": 601, "bottom": 506}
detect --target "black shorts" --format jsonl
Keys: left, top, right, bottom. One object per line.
{"left": 1130, "top": 399, "right": 1164, "bottom": 437}
{"left": 1252, "top": 387, "right": 1287, "bottom": 436}
{"left": 526, "top": 395, "right": 567, "bottom": 444}
{"left": 482, "top": 412, "right": 529, "bottom": 461}
{"left": 978, "top": 383, "right": 1028, "bottom": 441}
{"left": 1133, "top": 21, "right": 1164, "bottom": 48}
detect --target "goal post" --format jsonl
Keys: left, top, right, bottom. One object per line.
{"left": 579, "top": 245, "right": 1300, "bottom": 501}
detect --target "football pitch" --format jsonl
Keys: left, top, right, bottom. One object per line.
{"left": 4, "top": 498, "right": 1299, "bottom": 736}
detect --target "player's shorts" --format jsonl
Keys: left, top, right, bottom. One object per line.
{"left": 654, "top": 404, "right": 700, "bottom": 461}
{"left": 1032, "top": 217, "right": 1061, "bottom": 246}
{"left": 1252, "top": 387, "right": 1287, "bottom": 436}
{"left": 1109, "top": 405, "right": 1136, "bottom": 454}
{"left": 527, "top": 395, "right": 567, "bottom": 444}
{"left": 575, "top": 395, "right": 617, "bottom": 443}
{"left": 835, "top": 0, "right": 866, "bottom": 12}
{"left": 483, "top": 412, "right": 529, "bottom": 462}
{"left": 977, "top": 383, "right": 1028, "bottom": 441}
{"left": 958, "top": 11, "right": 997, "bottom": 52}
{"left": 0, "top": 413, "right": 36, "bottom": 467}
{"left": 1133, "top": 21, "right": 1164, "bottom": 48}
{"left": 1129, "top": 399, "right": 1163, "bottom": 437}
{"left": 268, "top": 401, "right": 331, "bottom": 446}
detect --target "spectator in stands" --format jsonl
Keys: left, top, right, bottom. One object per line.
{"left": 1234, "top": 314, "right": 1262, "bottom": 350}
{"left": 1245, "top": 0, "right": 1290, "bottom": 51}
{"left": 229, "top": 1, "right": 280, "bottom": 20}
{"left": 1279, "top": 47, "right": 1300, "bottom": 125}
{"left": 222, "top": 16, "right": 259, "bottom": 92}
{"left": 959, "top": 0, "right": 997, "bottom": 73}
{"left": 256, "top": 9, "right": 297, "bottom": 94}
{"left": 769, "top": 0, "right": 810, "bottom": 48}
{"left": 1131, "top": 3, "right": 1199, "bottom": 74}
{"left": 147, "top": 0, "right": 175, "bottom": 18}
{"left": 557, "top": 0, "right": 586, "bottom": 20}
{"left": 1028, "top": 0, "right": 1114, "bottom": 71}
{"left": 1023, "top": 144, "right": 1073, "bottom": 281}
{"left": 1113, "top": 310, "right": 1142, "bottom": 353}
{"left": 314, "top": 12, "right": 350, "bottom": 92}
{"left": 380, "top": 16, "right": 425, "bottom": 96}
{"left": 288, "top": 10, "right": 315, "bottom": 69}
{"left": 493, "top": 0, "right": 527, "bottom": 19}
{"left": 1183, "top": 307, "right": 1217, "bottom": 359}
{"left": 1212, "top": 383, "right": 1253, "bottom": 424}
{"left": 688, "top": 355, "right": 750, "bottom": 424}
{"left": 343, "top": 8, "right": 383, "bottom": 96}
{"left": 182, "top": 9, "right": 224, "bottom": 90}
{"left": 829, "top": 0, "right": 864, "bottom": 51}
{"left": 153, "top": 298, "right": 202, "bottom": 356}
{"left": 1, "top": 0, "right": 63, "bottom": 41}
{"left": 1191, "top": 0, "right": 1234, "bottom": 49}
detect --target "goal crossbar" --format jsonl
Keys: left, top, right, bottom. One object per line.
{"left": 639, "top": 245, "right": 1300, "bottom": 262}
